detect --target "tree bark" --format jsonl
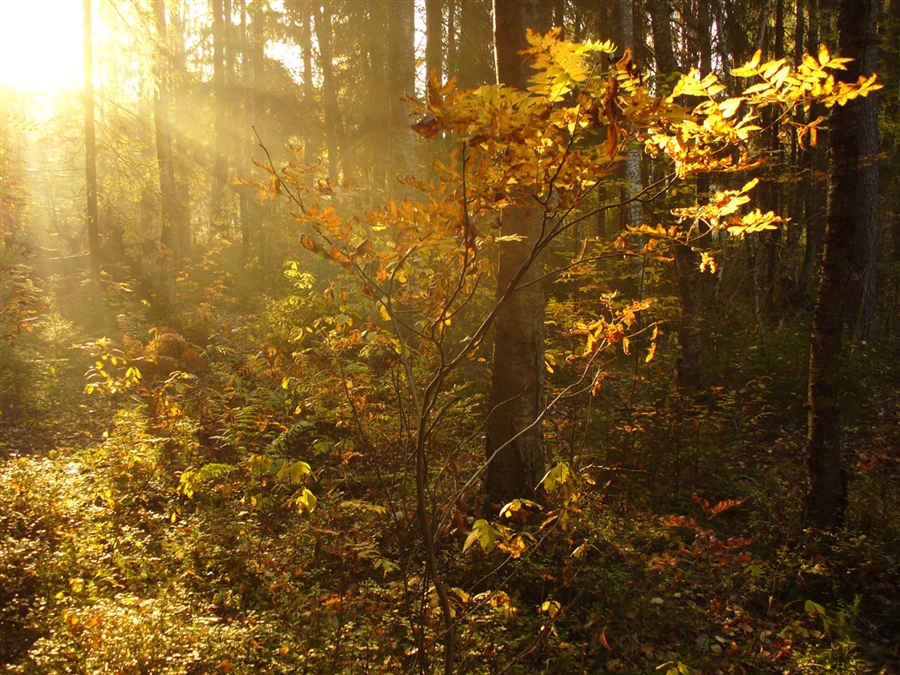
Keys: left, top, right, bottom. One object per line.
{"left": 83, "top": 0, "right": 102, "bottom": 326}
{"left": 485, "top": 0, "right": 548, "bottom": 507}
{"left": 804, "top": 0, "right": 877, "bottom": 529}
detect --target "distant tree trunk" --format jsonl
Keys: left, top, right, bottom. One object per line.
{"left": 387, "top": 0, "right": 416, "bottom": 175}
{"left": 650, "top": 0, "right": 704, "bottom": 392}
{"left": 761, "top": 0, "right": 784, "bottom": 320}
{"left": 447, "top": 0, "right": 458, "bottom": 77}
{"left": 426, "top": 0, "right": 443, "bottom": 84}
{"left": 847, "top": 3, "right": 880, "bottom": 342}
{"left": 237, "top": 0, "right": 253, "bottom": 259}
{"left": 83, "top": 0, "right": 102, "bottom": 326}
{"left": 298, "top": 4, "right": 317, "bottom": 165}
{"left": 153, "top": 0, "right": 181, "bottom": 260}
{"left": 211, "top": 0, "right": 229, "bottom": 234}
{"left": 314, "top": 3, "right": 345, "bottom": 184}
{"left": 804, "top": 0, "right": 877, "bottom": 529}
{"left": 649, "top": 0, "right": 677, "bottom": 78}
{"left": 364, "top": 3, "right": 389, "bottom": 188}
{"left": 615, "top": 0, "right": 643, "bottom": 230}
{"left": 797, "top": 0, "right": 824, "bottom": 300}
{"left": 485, "top": 0, "right": 548, "bottom": 507}
{"left": 887, "top": 0, "right": 900, "bottom": 269}
{"left": 458, "top": 0, "right": 495, "bottom": 88}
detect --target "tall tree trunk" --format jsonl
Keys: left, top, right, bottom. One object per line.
{"left": 485, "top": 0, "right": 548, "bottom": 507}
{"left": 426, "top": 0, "right": 443, "bottom": 84}
{"left": 238, "top": 0, "right": 253, "bottom": 259}
{"left": 615, "top": 0, "right": 643, "bottom": 230}
{"left": 314, "top": 3, "right": 344, "bottom": 184}
{"left": 211, "top": 0, "right": 229, "bottom": 234}
{"left": 847, "top": 3, "right": 880, "bottom": 342}
{"left": 298, "top": 4, "right": 317, "bottom": 165}
{"left": 762, "top": 0, "right": 784, "bottom": 321}
{"left": 153, "top": 0, "right": 186, "bottom": 269}
{"left": 458, "top": 0, "right": 495, "bottom": 88}
{"left": 83, "top": 0, "right": 102, "bottom": 326}
{"left": 650, "top": 0, "right": 704, "bottom": 391}
{"left": 797, "top": 0, "right": 824, "bottom": 300}
{"left": 804, "top": 0, "right": 877, "bottom": 529}
{"left": 387, "top": 0, "right": 416, "bottom": 176}
{"left": 887, "top": 0, "right": 900, "bottom": 269}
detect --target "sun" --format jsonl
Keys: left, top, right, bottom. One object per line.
{"left": 0, "top": 0, "right": 86, "bottom": 92}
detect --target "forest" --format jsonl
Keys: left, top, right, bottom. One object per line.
{"left": 0, "top": 0, "right": 898, "bottom": 672}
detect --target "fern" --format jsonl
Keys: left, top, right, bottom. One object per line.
{"left": 268, "top": 419, "right": 317, "bottom": 456}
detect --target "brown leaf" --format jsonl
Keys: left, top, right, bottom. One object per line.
{"left": 412, "top": 116, "right": 443, "bottom": 138}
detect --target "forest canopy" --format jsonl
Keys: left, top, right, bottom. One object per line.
{"left": 1, "top": 0, "right": 899, "bottom": 673}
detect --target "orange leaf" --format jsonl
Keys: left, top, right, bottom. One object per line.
{"left": 600, "top": 628, "right": 612, "bottom": 650}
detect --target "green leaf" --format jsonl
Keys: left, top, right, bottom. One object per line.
{"left": 464, "top": 519, "right": 496, "bottom": 553}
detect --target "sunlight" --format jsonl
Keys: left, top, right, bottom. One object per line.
{"left": 0, "top": 0, "right": 85, "bottom": 92}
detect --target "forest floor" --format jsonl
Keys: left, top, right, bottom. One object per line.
{"left": 1, "top": 320, "right": 899, "bottom": 675}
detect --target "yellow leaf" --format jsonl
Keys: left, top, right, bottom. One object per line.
{"left": 718, "top": 97, "right": 743, "bottom": 119}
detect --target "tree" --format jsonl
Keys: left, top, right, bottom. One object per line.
{"left": 313, "top": 2, "right": 345, "bottom": 184}
{"left": 83, "top": 0, "right": 102, "bottom": 326}
{"left": 387, "top": 0, "right": 417, "bottom": 176}
{"left": 264, "top": 27, "right": 877, "bottom": 670}
{"left": 426, "top": 0, "right": 443, "bottom": 84}
{"left": 649, "top": 0, "right": 705, "bottom": 392}
{"left": 804, "top": 0, "right": 880, "bottom": 529}
{"left": 153, "top": 0, "right": 189, "bottom": 271}
{"left": 846, "top": 0, "right": 880, "bottom": 342}
{"left": 485, "top": 0, "right": 549, "bottom": 507}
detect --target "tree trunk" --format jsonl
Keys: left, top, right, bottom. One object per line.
{"left": 485, "top": 0, "right": 548, "bottom": 507}
{"left": 761, "top": 0, "right": 784, "bottom": 322}
{"left": 458, "top": 0, "right": 495, "bottom": 88}
{"left": 888, "top": 0, "right": 900, "bottom": 269}
{"left": 387, "top": 0, "right": 416, "bottom": 176}
{"left": 847, "top": 3, "right": 880, "bottom": 342}
{"left": 615, "top": 0, "right": 643, "bottom": 230}
{"left": 804, "top": 0, "right": 877, "bottom": 530}
{"left": 153, "top": 0, "right": 187, "bottom": 269}
{"left": 650, "top": 0, "right": 704, "bottom": 392}
{"left": 426, "top": 0, "right": 443, "bottom": 84}
{"left": 293, "top": 3, "right": 318, "bottom": 166}
{"left": 314, "top": 3, "right": 344, "bottom": 184}
{"left": 211, "top": 0, "right": 229, "bottom": 234}
{"left": 83, "top": 0, "right": 102, "bottom": 326}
